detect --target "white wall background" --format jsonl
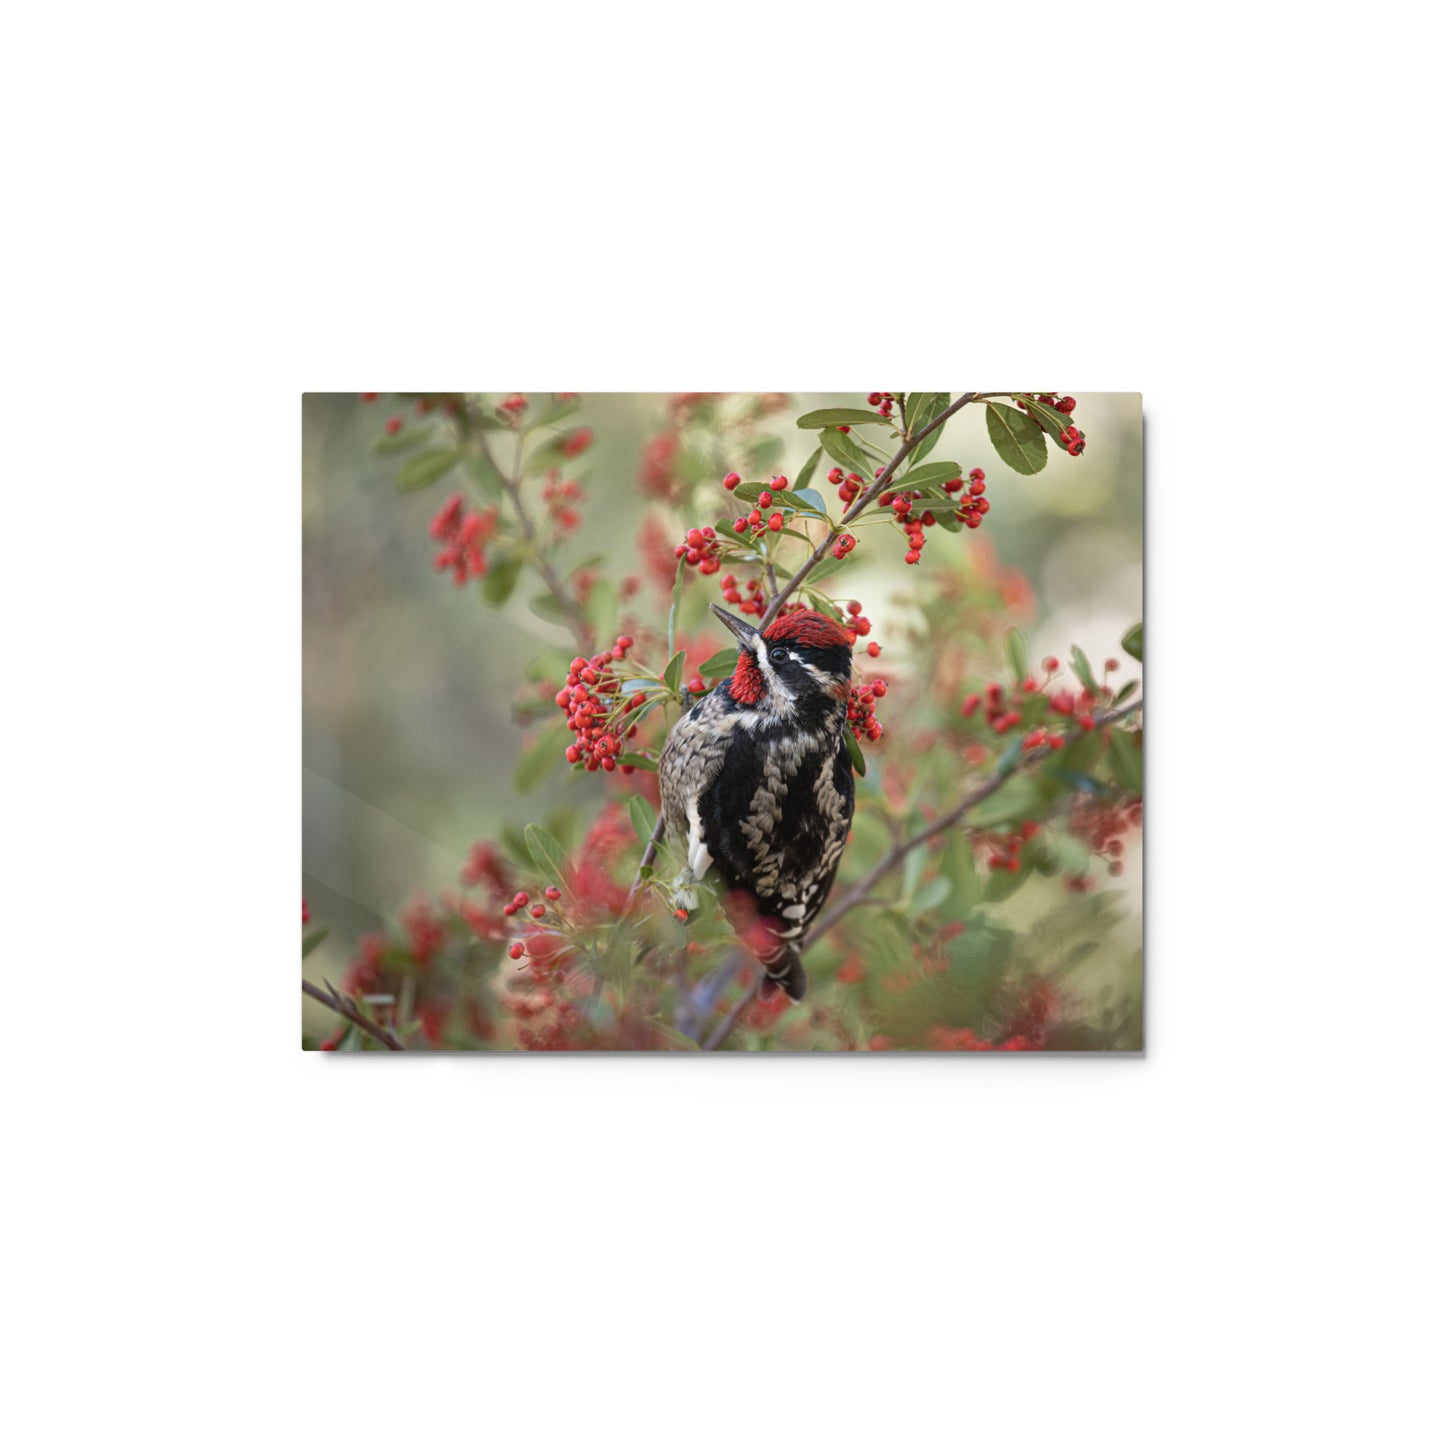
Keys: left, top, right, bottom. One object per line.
{"left": 3, "top": 3, "right": 1438, "bottom": 1443}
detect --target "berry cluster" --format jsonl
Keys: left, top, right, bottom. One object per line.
{"left": 430, "top": 493, "right": 498, "bottom": 585}
{"left": 640, "top": 432, "right": 680, "bottom": 499}
{"left": 555, "top": 636, "right": 642, "bottom": 771}
{"left": 841, "top": 599, "right": 874, "bottom": 646}
{"left": 559, "top": 426, "right": 593, "bottom": 458}
{"left": 866, "top": 391, "right": 896, "bottom": 419}
{"left": 675, "top": 526, "right": 722, "bottom": 573}
{"left": 825, "top": 467, "right": 865, "bottom": 506}
{"left": 1071, "top": 795, "right": 1143, "bottom": 877}
{"left": 847, "top": 679, "right": 886, "bottom": 743}
{"left": 1019, "top": 394, "right": 1085, "bottom": 456}
{"left": 986, "top": 818, "right": 1040, "bottom": 873}
{"left": 718, "top": 573, "right": 765, "bottom": 616}
{"left": 498, "top": 393, "right": 528, "bottom": 423}
{"left": 959, "top": 669, "right": 1103, "bottom": 743}
{"left": 541, "top": 472, "right": 584, "bottom": 532}
{"left": 831, "top": 531, "right": 858, "bottom": 561}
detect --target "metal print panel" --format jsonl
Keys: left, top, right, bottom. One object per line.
{"left": 302, "top": 392, "right": 1143, "bottom": 1052}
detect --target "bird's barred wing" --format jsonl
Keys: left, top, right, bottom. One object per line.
{"left": 702, "top": 731, "right": 854, "bottom": 939}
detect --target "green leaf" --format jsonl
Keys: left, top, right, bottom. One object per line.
{"left": 844, "top": 726, "right": 867, "bottom": 777}
{"left": 515, "top": 735, "right": 564, "bottom": 794}
{"left": 374, "top": 429, "right": 429, "bottom": 456}
{"left": 302, "top": 927, "right": 329, "bottom": 959}
{"left": 912, "top": 876, "right": 953, "bottom": 912}
{"left": 803, "top": 552, "right": 849, "bottom": 584}
{"left": 464, "top": 445, "right": 507, "bottom": 501}
{"left": 906, "top": 393, "right": 952, "bottom": 465}
{"left": 529, "top": 592, "right": 570, "bottom": 625}
{"left": 968, "top": 775, "right": 1047, "bottom": 831}
{"left": 1014, "top": 395, "right": 1075, "bottom": 449}
{"left": 794, "top": 446, "right": 823, "bottom": 493}
{"left": 524, "top": 824, "right": 569, "bottom": 891}
{"left": 1113, "top": 680, "right": 1138, "bottom": 707}
{"left": 628, "top": 794, "right": 658, "bottom": 845}
{"left": 699, "top": 649, "right": 739, "bottom": 679}
{"left": 1107, "top": 729, "right": 1144, "bottom": 795}
{"left": 983, "top": 858, "right": 1033, "bottom": 902}
{"left": 901, "top": 459, "right": 963, "bottom": 490}
{"left": 816, "top": 426, "right": 875, "bottom": 478}
{"left": 1121, "top": 622, "right": 1143, "bottom": 662}
{"left": 618, "top": 752, "right": 657, "bottom": 772}
{"left": 482, "top": 554, "right": 523, "bottom": 605}
{"left": 533, "top": 395, "right": 581, "bottom": 429}
{"left": 1006, "top": 627, "right": 1029, "bottom": 685}
{"left": 789, "top": 487, "right": 830, "bottom": 518}
{"left": 796, "top": 407, "right": 897, "bottom": 428}
{"left": 662, "top": 649, "right": 687, "bottom": 696}
{"left": 985, "top": 402, "right": 1048, "bottom": 475}
{"left": 397, "top": 447, "right": 461, "bottom": 492}
{"left": 1070, "top": 644, "right": 1100, "bottom": 696}
{"left": 906, "top": 392, "right": 949, "bottom": 433}
{"left": 941, "top": 835, "right": 981, "bottom": 917}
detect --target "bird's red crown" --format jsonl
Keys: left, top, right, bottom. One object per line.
{"left": 761, "top": 610, "right": 853, "bottom": 651}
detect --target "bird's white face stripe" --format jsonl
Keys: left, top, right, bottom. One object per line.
{"left": 752, "top": 638, "right": 797, "bottom": 705}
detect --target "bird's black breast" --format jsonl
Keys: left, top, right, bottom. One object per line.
{"left": 697, "top": 724, "right": 855, "bottom": 931}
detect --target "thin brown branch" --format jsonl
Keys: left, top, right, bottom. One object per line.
{"left": 701, "top": 978, "right": 759, "bottom": 1051}
{"left": 626, "top": 816, "right": 668, "bottom": 906}
{"left": 760, "top": 391, "right": 980, "bottom": 628}
{"left": 302, "top": 979, "right": 406, "bottom": 1051}
{"left": 493, "top": 431, "right": 593, "bottom": 649}
{"left": 806, "top": 698, "right": 1144, "bottom": 947}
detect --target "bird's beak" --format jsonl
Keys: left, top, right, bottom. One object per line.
{"left": 709, "top": 603, "right": 761, "bottom": 651}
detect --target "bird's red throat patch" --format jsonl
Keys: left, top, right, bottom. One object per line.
{"left": 730, "top": 650, "right": 765, "bottom": 705}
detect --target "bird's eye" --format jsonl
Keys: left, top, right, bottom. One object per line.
{"left": 769, "top": 647, "right": 789, "bottom": 666}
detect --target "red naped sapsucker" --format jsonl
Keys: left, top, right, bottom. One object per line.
{"left": 659, "top": 604, "right": 856, "bottom": 1001}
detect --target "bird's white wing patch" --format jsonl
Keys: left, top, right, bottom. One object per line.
{"left": 685, "top": 797, "right": 713, "bottom": 879}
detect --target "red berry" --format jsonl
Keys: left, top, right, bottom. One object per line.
{"left": 1057, "top": 397, "right": 1076, "bottom": 413}
{"left": 768, "top": 513, "right": 783, "bottom": 532}
{"left": 530, "top": 904, "right": 545, "bottom": 918}
{"left": 905, "top": 549, "right": 921, "bottom": 564}
{"left": 758, "top": 490, "right": 773, "bottom": 508}
{"left": 545, "top": 886, "right": 562, "bottom": 901}
{"left": 723, "top": 471, "right": 740, "bottom": 490}
{"left": 867, "top": 642, "right": 880, "bottom": 658}
{"left": 384, "top": 416, "right": 403, "bottom": 436}
{"left": 773, "top": 476, "right": 788, "bottom": 491}
{"left": 508, "top": 943, "right": 525, "bottom": 960}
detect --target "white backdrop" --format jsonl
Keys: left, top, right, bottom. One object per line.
{"left": 3, "top": 3, "right": 1439, "bottom": 1442}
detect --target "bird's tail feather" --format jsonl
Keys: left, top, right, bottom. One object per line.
{"left": 756, "top": 938, "right": 807, "bottom": 1002}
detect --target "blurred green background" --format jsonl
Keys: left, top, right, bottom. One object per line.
{"left": 303, "top": 392, "right": 1142, "bottom": 1027}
